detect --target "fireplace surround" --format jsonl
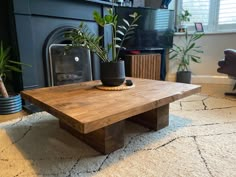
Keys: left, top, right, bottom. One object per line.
{"left": 8, "top": 0, "right": 113, "bottom": 91}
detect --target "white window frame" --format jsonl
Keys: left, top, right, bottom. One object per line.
{"left": 177, "top": 0, "right": 236, "bottom": 33}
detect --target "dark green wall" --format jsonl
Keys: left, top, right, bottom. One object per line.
{"left": 0, "top": 0, "right": 18, "bottom": 93}
{"left": 0, "top": 0, "right": 11, "bottom": 46}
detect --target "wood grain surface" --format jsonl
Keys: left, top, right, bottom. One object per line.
{"left": 21, "top": 77, "right": 201, "bottom": 134}
{"left": 59, "top": 120, "right": 124, "bottom": 154}
{"left": 130, "top": 104, "right": 169, "bottom": 131}
{"left": 124, "top": 54, "right": 161, "bottom": 80}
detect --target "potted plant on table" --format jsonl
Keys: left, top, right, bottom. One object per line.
{"left": 169, "top": 31, "right": 204, "bottom": 83}
{"left": 0, "top": 41, "right": 30, "bottom": 114}
{"left": 66, "top": 8, "right": 140, "bottom": 86}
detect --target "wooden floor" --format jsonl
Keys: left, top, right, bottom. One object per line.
{"left": 0, "top": 83, "right": 234, "bottom": 123}
{"left": 0, "top": 110, "right": 28, "bottom": 123}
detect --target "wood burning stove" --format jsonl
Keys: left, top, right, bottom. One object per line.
{"left": 48, "top": 44, "right": 92, "bottom": 86}
{"left": 44, "top": 26, "right": 93, "bottom": 86}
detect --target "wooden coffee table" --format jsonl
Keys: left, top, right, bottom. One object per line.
{"left": 21, "top": 77, "right": 201, "bottom": 154}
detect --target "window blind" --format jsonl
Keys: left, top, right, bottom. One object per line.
{"left": 181, "top": 0, "right": 210, "bottom": 26}
{"left": 218, "top": 0, "right": 236, "bottom": 25}
{"left": 155, "top": 11, "right": 169, "bottom": 30}
{"left": 179, "top": 0, "right": 236, "bottom": 32}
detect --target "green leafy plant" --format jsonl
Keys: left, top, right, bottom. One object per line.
{"left": 169, "top": 31, "right": 204, "bottom": 72}
{"left": 66, "top": 8, "right": 140, "bottom": 62}
{"left": 178, "top": 9, "right": 191, "bottom": 25}
{"left": 0, "top": 41, "right": 30, "bottom": 98}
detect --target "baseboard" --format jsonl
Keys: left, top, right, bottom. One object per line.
{"left": 166, "top": 74, "right": 235, "bottom": 85}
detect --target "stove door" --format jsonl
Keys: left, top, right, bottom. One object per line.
{"left": 49, "top": 44, "right": 92, "bottom": 86}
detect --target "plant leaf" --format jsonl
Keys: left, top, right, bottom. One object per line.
{"left": 5, "top": 65, "right": 22, "bottom": 73}
{"left": 93, "top": 11, "right": 105, "bottom": 26}
{"left": 169, "top": 53, "right": 178, "bottom": 60}
{"left": 130, "top": 24, "right": 138, "bottom": 27}
{"left": 123, "top": 19, "right": 130, "bottom": 27}
{"left": 191, "top": 56, "right": 201, "bottom": 63}
{"left": 193, "top": 49, "right": 204, "bottom": 53}
{"left": 114, "top": 37, "right": 122, "bottom": 41}
{"left": 115, "top": 44, "right": 121, "bottom": 48}
{"left": 118, "top": 25, "right": 127, "bottom": 30}
{"left": 104, "top": 14, "right": 113, "bottom": 23}
{"left": 8, "top": 60, "right": 31, "bottom": 67}
{"left": 129, "top": 12, "right": 138, "bottom": 18}
{"left": 125, "top": 31, "right": 135, "bottom": 36}
{"left": 123, "top": 35, "right": 133, "bottom": 41}
{"left": 184, "top": 43, "right": 195, "bottom": 54}
{"left": 116, "top": 30, "right": 124, "bottom": 36}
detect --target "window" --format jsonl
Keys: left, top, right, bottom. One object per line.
{"left": 219, "top": 0, "right": 236, "bottom": 25}
{"left": 178, "top": 0, "right": 236, "bottom": 32}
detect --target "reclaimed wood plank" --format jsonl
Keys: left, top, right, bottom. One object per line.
{"left": 59, "top": 120, "right": 124, "bottom": 154}
{"left": 130, "top": 104, "right": 169, "bottom": 131}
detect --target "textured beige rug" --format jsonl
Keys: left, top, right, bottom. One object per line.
{"left": 0, "top": 93, "right": 236, "bottom": 177}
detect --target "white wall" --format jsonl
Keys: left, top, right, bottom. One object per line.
{"left": 167, "top": 33, "right": 236, "bottom": 84}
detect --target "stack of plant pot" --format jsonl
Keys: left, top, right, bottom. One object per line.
{"left": 0, "top": 78, "right": 22, "bottom": 114}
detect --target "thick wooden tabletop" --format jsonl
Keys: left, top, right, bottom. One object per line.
{"left": 21, "top": 78, "right": 201, "bottom": 134}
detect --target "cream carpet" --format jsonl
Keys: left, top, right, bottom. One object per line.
{"left": 0, "top": 93, "right": 236, "bottom": 177}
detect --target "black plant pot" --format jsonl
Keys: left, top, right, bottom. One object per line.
{"left": 100, "top": 60, "right": 125, "bottom": 86}
{"left": 0, "top": 94, "right": 22, "bottom": 115}
{"left": 176, "top": 71, "right": 192, "bottom": 84}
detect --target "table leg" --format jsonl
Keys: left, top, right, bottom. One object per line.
{"left": 59, "top": 120, "right": 124, "bottom": 154}
{"left": 130, "top": 104, "right": 169, "bottom": 131}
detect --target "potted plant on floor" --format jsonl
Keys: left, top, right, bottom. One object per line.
{"left": 0, "top": 41, "right": 30, "bottom": 114}
{"left": 169, "top": 31, "right": 204, "bottom": 83}
{"left": 66, "top": 8, "right": 140, "bottom": 86}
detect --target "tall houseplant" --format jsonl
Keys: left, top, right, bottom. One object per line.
{"left": 66, "top": 8, "right": 140, "bottom": 86}
{"left": 169, "top": 31, "right": 204, "bottom": 83}
{"left": 0, "top": 41, "right": 30, "bottom": 114}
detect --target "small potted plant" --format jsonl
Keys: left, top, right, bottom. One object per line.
{"left": 66, "top": 8, "right": 140, "bottom": 86}
{"left": 0, "top": 41, "right": 30, "bottom": 114}
{"left": 169, "top": 31, "right": 204, "bottom": 83}
{"left": 177, "top": 9, "right": 191, "bottom": 32}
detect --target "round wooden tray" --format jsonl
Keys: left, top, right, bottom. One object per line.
{"left": 95, "top": 83, "right": 135, "bottom": 91}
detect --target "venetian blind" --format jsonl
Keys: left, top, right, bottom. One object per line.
{"left": 181, "top": 0, "right": 210, "bottom": 26}
{"left": 218, "top": 0, "right": 236, "bottom": 25}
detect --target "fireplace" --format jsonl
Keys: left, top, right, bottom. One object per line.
{"left": 9, "top": 0, "right": 113, "bottom": 91}
{"left": 44, "top": 26, "right": 93, "bottom": 86}
{"left": 48, "top": 44, "right": 92, "bottom": 86}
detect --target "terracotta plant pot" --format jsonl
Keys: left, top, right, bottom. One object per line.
{"left": 100, "top": 60, "right": 125, "bottom": 86}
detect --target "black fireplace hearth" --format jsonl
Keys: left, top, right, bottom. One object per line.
{"left": 8, "top": 0, "right": 113, "bottom": 92}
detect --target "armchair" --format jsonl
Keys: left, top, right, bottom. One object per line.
{"left": 217, "top": 49, "right": 236, "bottom": 95}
